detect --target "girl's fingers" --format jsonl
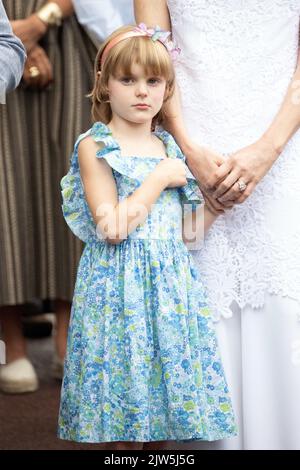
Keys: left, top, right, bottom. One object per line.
{"left": 204, "top": 194, "right": 226, "bottom": 214}
{"left": 221, "top": 200, "right": 235, "bottom": 208}
{"left": 205, "top": 199, "right": 222, "bottom": 216}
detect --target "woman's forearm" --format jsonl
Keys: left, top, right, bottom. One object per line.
{"left": 134, "top": 0, "right": 193, "bottom": 152}
{"left": 163, "top": 83, "right": 194, "bottom": 153}
{"left": 134, "top": 0, "right": 171, "bottom": 30}
{"left": 262, "top": 62, "right": 300, "bottom": 154}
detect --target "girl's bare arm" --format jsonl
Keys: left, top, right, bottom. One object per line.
{"left": 78, "top": 137, "right": 170, "bottom": 244}
{"left": 182, "top": 205, "right": 219, "bottom": 246}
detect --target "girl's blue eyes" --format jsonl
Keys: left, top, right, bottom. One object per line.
{"left": 120, "top": 77, "right": 161, "bottom": 85}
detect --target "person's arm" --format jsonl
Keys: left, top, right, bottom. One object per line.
{"left": 0, "top": 0, "right": 26, "bottom": 101}
{"left": 134, "top": 0, "right": 228, "bottom": 215}
{"left": 78, "top": 137, "right": 187, "bottom": 245}
{"left": 210, "top": 58, "right": 300, "bottom": 206}
{"left": 10, "top": 1, "right": 74, "bottom": 53}
{"left": 48, "top": 0, "right": 73, "bottom": 17}
{"left": 73, "top": 0, "right": 135, "bottom": 47}
{"left": 134, "top": 1, "right": 186, "bottom": 135}
{"left": 261, "top": 62, "right": 300, "bottom": 154}
{"left": 134, "top": 1, "right": 192, "bottom": 145}
{"left": 22, "top": 44, "right": 53, "bottom": 89}
{"left": 182, "top": 205, "right": 219, "bottom": 247}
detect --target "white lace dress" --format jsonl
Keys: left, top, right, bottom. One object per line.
{"left": 167, "top": 0, "right": 300, "bottom": 450}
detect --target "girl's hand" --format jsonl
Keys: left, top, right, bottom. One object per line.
{"left": 155, "top": 159, "right": 187, "bottom": 188}
{"left": 11, "top": 14, "right": 47, "bottom": 53}
{"left": 182, "top": 142, "right": 231, "bottom": 214}
{"left": 211, "top": 136, "right": 281, "bottom": 204}
{"left": 23, "top": 45, "right": 53, "bottom": 89}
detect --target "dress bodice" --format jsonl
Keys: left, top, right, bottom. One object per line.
{"left": 61, "top": 122, "right": 203, "bottom": 243}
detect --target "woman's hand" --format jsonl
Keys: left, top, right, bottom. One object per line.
{"left": 11, "top": 14, "right": 47, "bottom": 52}
{"left": 183, "top": 142, "right": 233, "bottom": 214}
{"left": 211, "top": 137, "right": 281, "bottom": 205}
{"left": 23, "top": 44, "right": 53, "bottom": 89}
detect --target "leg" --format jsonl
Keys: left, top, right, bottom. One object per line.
{"left": 54, "top": 299, "right": 71, "bottom": 360}
{"left": 0, "top": 305, "right": 26, "bottom": 363}
{"left": 0, "top": 304, "right": 38, "bottom": 393}
{"left": 103, "top": 441, "right": 144, "bottom": 450}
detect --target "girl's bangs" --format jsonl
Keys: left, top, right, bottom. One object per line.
{"left": 108, "top": 37, "right": 173, "bottom": 79}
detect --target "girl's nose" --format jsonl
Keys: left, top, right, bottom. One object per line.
{"left": 135, "top": 82, "right": 148, "bottom": 97}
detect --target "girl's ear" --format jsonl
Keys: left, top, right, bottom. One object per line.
{"left": 163, "top": 84, "right": 171, "bottom": 102}
{"left": 97, "top": 71, "right": 101, "bottom": 78}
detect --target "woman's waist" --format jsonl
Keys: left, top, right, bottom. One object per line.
{"left": 182, "top": 103, "right": 300, "bottom": 161}
{"left": 180, "top": 95, "right": 297, "bottom": 153}
{"left": 175, "top": 50, "right": 297, "bottom": 119}
{"left": 178, "top": 75, "right": 293, "bottom": 124}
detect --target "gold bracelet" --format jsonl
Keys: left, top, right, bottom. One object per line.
{"left": 36, "top": 2, "right": 63, "bottom": 27}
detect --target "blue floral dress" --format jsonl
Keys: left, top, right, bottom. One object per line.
{"left": 58, "top": 121, "right": 237, "bottom": 443}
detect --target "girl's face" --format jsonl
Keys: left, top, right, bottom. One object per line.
{"left": 107, "top": 63, "right": 167, "bottom": 125}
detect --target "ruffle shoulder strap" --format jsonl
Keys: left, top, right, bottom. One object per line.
{"left": 154, "top": 128, "right": 204, "bottom": 207}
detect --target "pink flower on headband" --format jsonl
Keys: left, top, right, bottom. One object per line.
{"left": 165, "top": 40, "right": 181, "bottom": 61}
{"left": 133, "top": 23, "right": 170, "bottom": 42}
{"left": 133, "top": 23, "right": 181, "bottom": 61}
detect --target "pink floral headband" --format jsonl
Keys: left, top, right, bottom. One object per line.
{"left": 100, "top": 23, "right": 181, "bottom": 69}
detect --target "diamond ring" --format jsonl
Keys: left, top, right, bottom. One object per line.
{"left": 237, "top": 179, "right": 247, "bottom": 192}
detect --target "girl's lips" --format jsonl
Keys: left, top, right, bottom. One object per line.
{"left": 133, "top": 104, "right": 150, "bottom": 108}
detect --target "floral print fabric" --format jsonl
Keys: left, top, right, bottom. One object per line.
{"left": 58, "top": 122, "right": 237, "bottom": 442}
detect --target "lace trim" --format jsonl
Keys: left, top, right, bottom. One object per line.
{"left": 192, "top": 133, "right": 300, "bottom": 322}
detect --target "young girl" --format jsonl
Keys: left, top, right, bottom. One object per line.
{"left": 58, "top": 23, "right": 237, "bottom": 450}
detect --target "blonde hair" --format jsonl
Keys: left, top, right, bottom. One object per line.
{"left": 89, "top": 25, "right": 175, "bottom": 127}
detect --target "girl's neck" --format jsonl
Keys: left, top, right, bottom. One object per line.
{"left": 108, "top": 116, "right": 153, "bottom": 143}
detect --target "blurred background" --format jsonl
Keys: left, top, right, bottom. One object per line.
{"left": 0, "top": 0, "right": 133, "bottom": 450}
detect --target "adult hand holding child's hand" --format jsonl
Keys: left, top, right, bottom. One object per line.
{"left": 182, "top": 141, "right": 232, "bottom": 214}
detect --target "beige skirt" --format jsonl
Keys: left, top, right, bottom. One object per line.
{"left": 0, "top": 1, "right": 96, "bottom": 305}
